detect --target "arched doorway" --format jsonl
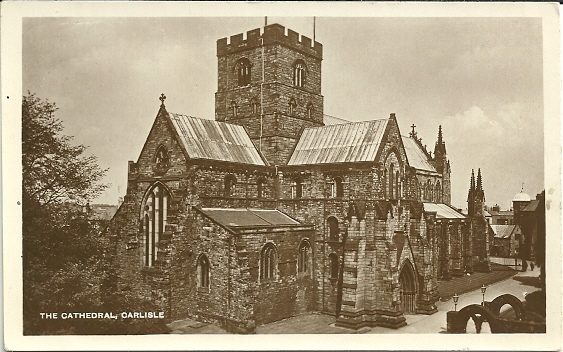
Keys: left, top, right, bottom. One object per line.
{"left": 399, "top": 260, "right": 417, "bottom": 314}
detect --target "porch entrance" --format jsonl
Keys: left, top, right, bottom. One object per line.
{"left": 399, "top": 261, "right": 417, "bottom": 314}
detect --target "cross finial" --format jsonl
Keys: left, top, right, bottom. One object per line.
{"left": 410, "top": 123, "right": 417, "bottom": 138}
{"left": 159, "top": 93, "right": 166, "bottom": 107}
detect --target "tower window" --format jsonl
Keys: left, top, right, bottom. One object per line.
{"left": 332, "top": 177, "right": 344, "bottom": 198}
{"left": 298, "top": 240, "right": 311, "bottom": 274}
{"left": 224, "top": 174, "right": 237, "bottom": 197}
{"left": 231, "top": 101, "right": 238, "bottom": 118}
{"left": 197, "top": 254, "right": 210, "bottom": 288}
{"left": 293, "top": 60, "right": 306, "bottom": 87}
{"left": 292, "top": 177, "right": 303, "bottom": 199}
{"left": 250, "top": 98, "right": 259, "bottom": 115}
{"left": 260, "top": 243, "right": 277, "bottom": 280}
{"left": 307, "top": 103, "right": 314, "bottom": 120}
{"left": 289, "top": 98, "right": 297, "bottom": 116}
{"left": 257, "top": 177, "right": 266, "bottom": 198}
{"left": 237, "top": 58, "right": 251, "bottom": 86}
{"left": 328, "top": 216, "right": 339, "bottom": 241}
{"left": 329, "top": 253, "right": 339, "bottom": 279}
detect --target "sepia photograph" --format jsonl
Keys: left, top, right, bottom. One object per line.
{"left": 2, "top": 2, "right": 561, "bottom": 351}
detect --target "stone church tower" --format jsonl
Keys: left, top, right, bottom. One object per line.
{"left": 467, "top": 168, "right": 491, "bottom": 271}
{"left": 215, "top": 24, "right": 324, "bottom": 165}
{"left": 433, "top": 125, "right": 452, "bottom": 205}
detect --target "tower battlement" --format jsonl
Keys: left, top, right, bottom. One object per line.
{"left": 217, "top": 23, "right": 323, "bottom": 59}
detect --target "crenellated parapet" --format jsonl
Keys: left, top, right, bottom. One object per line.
{"left": 217, "top": 23, "right": 323, "bottom": 59}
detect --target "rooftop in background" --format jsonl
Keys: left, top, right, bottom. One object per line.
{"left": 88, "top": 204, "right": 119, "bottom": 221}
{"left": 490, "top": 224, "right": 520, "bottom": 239}
{"left": 423, "top": 203, "right": 466, "bottom": 219}
{"left": 288, "top": 118, "right": 388, "bottom": 165}
{"left": 168, "top": 112, "right": 266, "bottom": 166}
{"left": 196, "top": 208, "right": 310, "bottom": 232}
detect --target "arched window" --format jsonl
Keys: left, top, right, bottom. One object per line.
{"left": 154, "top": 145, "right": 169, "bottom": 168}
{"left": 250, "top": 98, "right": 258, "bottom": 115}
{"left": 231, "top": 101, "right": 238, "bottom": 118}
{"left": 306, "top": 103, "right": 314, "bottom": 120}
{"left": 260, "top": 243, "right": 277, "bottom": 280}
{"left": 329, "top": 253, "right": 339, "bottom": 279}
{"left": 293, "top": 60, "right": 306, "bottom": 87}
{"left": 435, "top": 181, "right": 442, "bottom": 203}
{"left": 224, "top": 174, "right": 237, "bottom": 197}
{"left": 197, "top": 254, "right": 210, "bottom": 288}
{"left": 396, "top": 171, "right": 400, "bottom": 199}
{"left": 292, "top": 177, "right": 303, "bottom": 199}
{"left": 389, "top": 163, "right": 395, "bottom": 199}
{"left": 257, "top": 177, "right": 266, "bottom": 198}
{"left": 327, "top": 216, "right": 339, "bottom": 241}
{"left": 383, "top": 169, "right": 387, "bottom": 198}
{"left": 332, "top": 176, "right": 344, "bottom": 198}
{"left": 289, "top": 98, "right": 297, "bottom": 116}
{"left": 298, "top": 240, "right": 311, "bottom": 273}
{"left": 426, "top": 182, "right": 432, "bottom": 202}
{"left": 140, "top": 183, "right": 169, "bottom": 267}
{"left": 237, "top": 58, "right": 251, "bottom": 86}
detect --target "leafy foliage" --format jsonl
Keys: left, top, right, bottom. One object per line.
{"left": 22, "top": 93, "right": 169, "bottom": 335}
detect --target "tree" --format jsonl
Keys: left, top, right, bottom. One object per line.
{"left": 22, "top": 93, "right": 169, "bottom": 334}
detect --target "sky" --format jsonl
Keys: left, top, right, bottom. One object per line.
{"left": 22, "top": 16, "right": 545, "bottom": 210}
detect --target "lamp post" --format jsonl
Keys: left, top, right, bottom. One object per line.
{"left": 453, "top": 293, "right": 459, "bottom": 311}
{"left": 480, "top": 284, "right": 487, "bottom": 306}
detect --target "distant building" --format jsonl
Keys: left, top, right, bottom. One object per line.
{"left": 513, "top": 190, "right": 545, "bottom": 262}
{"left": 488, "top": 205, "right": 514, "bottom": 225}
{"left": 490, "top": 224, "right": 521, "bottom": 258}
{"left": 87, "top": 204, "right": 118, "bottom": 221}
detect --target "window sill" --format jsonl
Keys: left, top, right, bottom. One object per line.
{"left": 197, "top": 287, "right": 210, "bottom": 294}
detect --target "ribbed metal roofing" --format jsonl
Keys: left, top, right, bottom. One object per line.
{"left": 323, "top": 114, "right": 350, "bottom": 125}
{"left": 288, "top": 119, "right": 388, "bottom": 165}
{"left": 199, "top": 208, "right": 301, "bottom": 228}
{"left": 490, "top": 224, "right": 519, "bottom": 239}
{"left": 423, "top": 203, "right": 466, "bottom": 219}
{"left": 402, "top": 136, "right": 437, "bottom": 172}
{"left": 168, "top": 113, "right": 265, "bottom": 165}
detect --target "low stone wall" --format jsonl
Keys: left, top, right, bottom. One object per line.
{"left": 446, "top": 293, "right": 545, "bottom": 333}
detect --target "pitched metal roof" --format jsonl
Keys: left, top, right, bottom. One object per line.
{"left": 490, "top": 224, "right": 519, "bottom": 239}
{"left": 198, "top": 208, "right": 302, "bottom": 228}
{"left": 423, "top": 203, "right": 466, "bottom": 219}
{"left": 168, "top": 113, "right": 265, "bottom": 165}
{"left": 402, "top": 136, "right": 437, "bottom": 172}
{"left": 288, "top": 119, "right": 388, "bottom": 165}
{"left": 323, "top": 114, "right": 350, "bottom": 125}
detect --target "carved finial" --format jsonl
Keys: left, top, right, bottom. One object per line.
{"left": 477, "top": 168, "right": 483, "bottom": 191}
{"left": 159, "top": 93, "right": 167, "bottom": 107}
{"left": 470, "top": 169, "right": 475, "bottom": 191}
{"left": 437, "top": 125, "right": 443, "bottom": 144}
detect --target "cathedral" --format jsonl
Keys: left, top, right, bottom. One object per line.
{"left": 107, "top": 23, "right": 490, "bottom": 333}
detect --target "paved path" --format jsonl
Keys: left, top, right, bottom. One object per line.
{"left": 167, "top": 266, "right": 541, "bottom": 334}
